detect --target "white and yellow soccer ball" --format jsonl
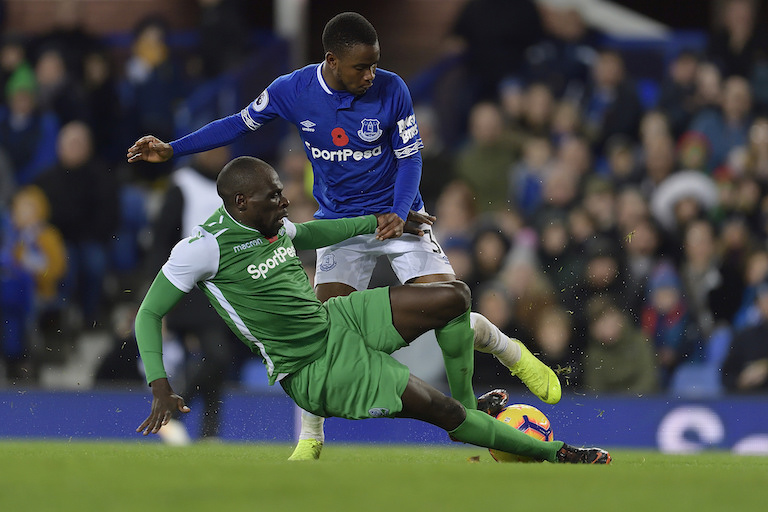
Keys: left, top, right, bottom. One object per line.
{"left": 489, "top": 404, "right": 553, "bottom": 463}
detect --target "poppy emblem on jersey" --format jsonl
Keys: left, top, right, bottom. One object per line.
{"left": 331, "top": 127, "right": 349, "bottom": 146}
{"left": 358, "top": 118, "right": 382, "bottom": 142}
{"left": 252, "top": 89, "right": 269, "bottom": 112}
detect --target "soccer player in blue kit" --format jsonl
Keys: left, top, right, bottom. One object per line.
{"left": 127, "top": 12, "right": 561, "bottom": 460}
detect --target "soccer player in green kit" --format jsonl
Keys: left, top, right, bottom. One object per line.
{"left": 134, "top": 156, "right": 610, "bottom": 464}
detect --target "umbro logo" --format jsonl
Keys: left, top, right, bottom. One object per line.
{"left": 300, "top": 120, "right": 316, "bottom": 132}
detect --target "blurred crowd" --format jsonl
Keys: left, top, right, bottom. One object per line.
{"left": 2, "top": 0, "right": 768, "bottom": 399}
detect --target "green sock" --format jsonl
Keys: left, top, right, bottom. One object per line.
{"left": 435, "top": 309, "right": 476, "bottom": 409}
{"left": 449, "top": 409, "right": 564, "bottom": 462}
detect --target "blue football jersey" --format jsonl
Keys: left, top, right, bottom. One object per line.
{"left": 239, "top": 63, "right": 425, "bottom": 219}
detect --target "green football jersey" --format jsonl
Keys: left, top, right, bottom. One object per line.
{"left": 160, "top": 206, "right": 377, "bottom": 384}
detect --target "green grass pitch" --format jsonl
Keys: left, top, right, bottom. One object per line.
{"left": 2, "top": 441, "right": 767, "bottom": 511}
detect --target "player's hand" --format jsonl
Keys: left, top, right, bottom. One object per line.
{"left": 127, "top": 135, "right": 173, "bottom": 163}
{"left": 136, "top": 378, "right": 190, "bottom": 436}
{"left": 404, "top": 210, "right": 436, "bottom": 236}
{"left": 375, "top": 213, "right": 405, "bottom": 240}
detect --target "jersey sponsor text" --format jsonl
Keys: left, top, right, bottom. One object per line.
{"left": 246, "top": 246, "right": 296, "bottom": 279}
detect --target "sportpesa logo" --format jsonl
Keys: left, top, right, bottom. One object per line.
{"left": 246, "top": 246, "right": 296, "bottom": 279}
{"left": 304, "top": 141, "right": 382, "bottom": 162}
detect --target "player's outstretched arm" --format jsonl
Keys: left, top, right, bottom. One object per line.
{"left": 127, "top": 135, "right": 173, "bottom": 163}
{"left": 136, "top": 377, "right": 190, "bottom": 436}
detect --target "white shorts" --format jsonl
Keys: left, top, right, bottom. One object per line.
{"left": 314, "top": 226, "right": 455, "bottom": 291}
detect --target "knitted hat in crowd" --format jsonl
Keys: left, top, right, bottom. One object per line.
{"left": 649, "top": 261, "right": 682, "bottom": 294}
{"left": 5, "top": 63, "right": 36, "bottom": 98}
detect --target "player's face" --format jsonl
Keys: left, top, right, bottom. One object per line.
{"left": 327, "top": 42, "right": 379, "bottom": 95}
{"left": 242, "top": 170, "right": 290, "bottom": 238}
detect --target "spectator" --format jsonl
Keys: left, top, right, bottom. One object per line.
{"left": 641, "top": 261, "right": 695, "bottom": 387}
{"left": 499, "top": 249, "right": 555, "bottom": 335}
{"left": 603, "top": 134, "right": 641, "bottom": 188}
{"left": 583, "top": 296, "right": 659, "bottom": 395}
{"left": 581, "top": 48, "right": 643, "bottom": 153}
{"left": 512, "top": 82, "right": 555, "bottom": 139}
{"left": 657, "top": 50, "right": 701, "bottom": 138}
{"left": 509, "top": 134, "right": 553, "bottom": 219}
{"left": 639, "top": 133, "right": 677, "bottom": 198}
{"left": 34, "top": 46, "right": 89, "bottom": 126}
{"left": 415, "top": 105, "right": 455, "bottom": 214}
{"left": 1, "top": 185, "right": 66, "bottom": 381}
{"left": 565, "top": 237, "right": 635, "bottom": 335}
{"left": 532, "top": 305, "right": 582, "bottom": 389}
{"left": 649, "top": 170, "right": 719, "bottom": 238}
{"left": 709, "top": 216, "right": 753, "bottom": 326}
{"left": 7, "top": 185, "right": 67, "bottom": 310}
{"left": 740, "top": 116, "right": 768, "bottom": 182}
{"left": 706, "top": 0, "right": 768, "bottom": 80}
{"left": 29, "top": 0, "right": 101, "bottom": 81}
{"left": 679, "top": 219, "right": 724, "bottom": 340}
{"left": 536, "top": 212, "right": 581, "bottom": 294}
{"left": 455, "top": 102, "right": 518, "bottom": 212}
{"left": 550, "top": 100, "right": 583, "bottom": 146}
{"left": 466, "top": 222, "right": 512, "bottom": 294}
{"left": 676, "top": 131, "right": 711, "bottom": 173}
{"left": 622, "top": 216, "right": 662, "bottom": 319}
{"left": 689, "top": 75, "right": 753, "bottom": 171}
{"left": 432, "top": 179, "right": 478, "bottom": 246}
{"left": 692, "top": 61, "right": 723, "bottom": 115}
{"left": 0, "top": 64, "right": 59, "bottom": 185}
{"left": 581, "top": 176, "right": 618, "bottom": 239}
{"left": 733, "top": 249, "right": 768, "bottom": 329}
{"left": 0, "top": 33, "right": 29, "bottom": 108}
{"left": 35, "top": 121, "right": 120, "bottom": 327}
{"left": 721, "top": 277, "right": 768, "bottom": 393}
{"left": 120, "top": 16, "right": 187, "bottom": 179}
{"left": 82, "top": 50, "right": 121, "bottom": 162}
{"left": 534, "top": 162, "right": 580, "bottom": 222}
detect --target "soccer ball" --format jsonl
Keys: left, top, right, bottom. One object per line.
{"left": 489, "top": 404, "right": 553, "bottom": 463}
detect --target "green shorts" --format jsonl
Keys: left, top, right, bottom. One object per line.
{"left": 280, "top": 287, "right": 411, "bottom": 420}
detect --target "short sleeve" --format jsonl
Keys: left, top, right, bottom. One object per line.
{"left": 161, "top": 227, "right": 220, "bottom": 292}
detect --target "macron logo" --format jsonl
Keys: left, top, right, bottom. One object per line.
{"left": 300, "top": 120, "right": 316, "bottom": 132}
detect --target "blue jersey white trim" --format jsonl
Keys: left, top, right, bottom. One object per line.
{"left": 239, "top": 63, "right": 425, "bottom": 220}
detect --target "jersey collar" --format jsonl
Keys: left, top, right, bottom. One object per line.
{"left": 222, "top": 206, "right": 264, "bottom": 236}
{"left": 316, "top": 63, "right": 333, "bottom": 95}
{"left": 317, "top": 63, "right": 357, "bottom": 110}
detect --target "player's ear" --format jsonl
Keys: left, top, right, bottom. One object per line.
{"left": 325, "top": 51, "right": 337, "bottom": 69}
{"left": 234, "top": 192, "right": 247, "bottom": 210}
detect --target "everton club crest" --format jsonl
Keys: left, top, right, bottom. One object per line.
{"left": 357, "top": 118, "right": 382, "bottom": 142}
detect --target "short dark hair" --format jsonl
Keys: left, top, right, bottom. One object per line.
{"left": 322, "top": 12, "right": 378, "bottom": 57}
{"left": 217, "top": 156, "right": 272, "bottom": 205}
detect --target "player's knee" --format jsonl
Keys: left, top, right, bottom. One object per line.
{"left": 444, "top": 280, "right": 471, "bottom": 317}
